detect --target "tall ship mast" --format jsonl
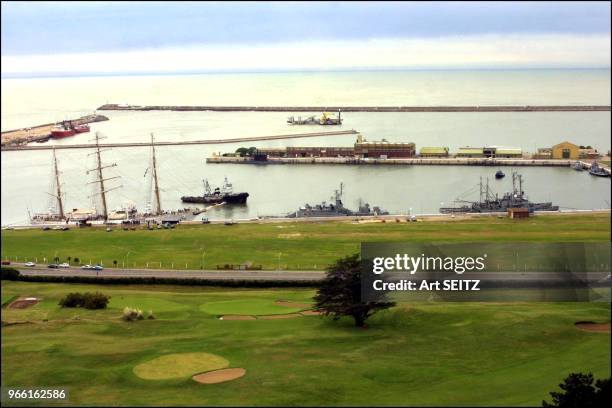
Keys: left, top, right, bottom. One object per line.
{"left": 87, "top": 132, "right": 121, "bottom": 220}
{"left": 30, "top": 147, "right": 66, "bottom": 223}
{"left": 144, "top": 133, "right": 163, "bottom": 215}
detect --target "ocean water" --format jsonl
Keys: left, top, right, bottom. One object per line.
{"left": 1, "top": 70, "right": 610, "bottom": 224}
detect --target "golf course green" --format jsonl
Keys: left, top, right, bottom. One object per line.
{"left": 1, "top": 281, "right": 610, "bottom": 406}
{"left": 1, "top": 213, "right": 609, "bottom": 270}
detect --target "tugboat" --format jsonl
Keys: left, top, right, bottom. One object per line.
{"left": 589, "top": 162, "right": 611, "bottom": 177}
{"left": 495, "top": 170, "right": 505, "bottom": 179}
{"left": 181, "top": 177, "right": 249, "bottom": 204}
{"left": 440, "top": 172, "right": 559, "bottom": 213}
{"left": 287, "top": 183, "right": 388, "bottom": 218}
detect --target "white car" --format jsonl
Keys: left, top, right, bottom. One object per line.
{"left": 81, "top": 264, "right": 94, "bottom": 269}
{"left": 58, "top": 263, "right": 70, "bottom": 268}
{"left": 24, "top": 262, "right": 36, "bottom": 267}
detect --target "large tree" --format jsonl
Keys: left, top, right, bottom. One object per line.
{"left": 314, "top": 253, "right": 395, "bottom": 327}
{"left": 543, "top": 372, "right": 610, "bottom": 407}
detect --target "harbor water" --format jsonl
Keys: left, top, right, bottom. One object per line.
{"left": 1, "top": 70, "right": 611, "bottom": 224}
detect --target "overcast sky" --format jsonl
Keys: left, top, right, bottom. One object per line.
{"left": 1, "top": 1, "right": 610, "bottom": 75}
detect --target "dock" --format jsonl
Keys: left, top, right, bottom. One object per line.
{"left": 1, "top": 114, "right": 109, "bottom": 147}
{"left": 97, "top": 104, "right": 611, "bottom": 112}
{"left": 0, "top": 130, "right": 358, "bottom": 152}
{"left": 206, "top": 156, "right": 611, "bottom": 173}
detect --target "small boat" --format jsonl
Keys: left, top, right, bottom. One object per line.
{"left": 572, "top": 161, "right": 584, "bottom": 171}
{"left": 589, "top": 162, "right": 610, "bottom": 177}
{"left": 73, "top": 124, "right": 90, "bottom": 133}
{"left": 495, "top": 170, "right": 505, "bottom": 179}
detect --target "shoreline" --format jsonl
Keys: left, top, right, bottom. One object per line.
{"left": 3, "top": 209, "right": 610, "bottom": 230}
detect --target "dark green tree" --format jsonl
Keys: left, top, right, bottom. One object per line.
{"left": 314, "top": 254, "right": 395, "bottom": 327}
{"left": 543, "top": 372, "right": 611, "bottom": 407}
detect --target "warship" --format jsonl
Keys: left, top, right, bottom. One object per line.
{"left": 439, "top": 172, "right": 559, "bottom": 213}
{"left": 287, "top": 183, "right": 388, "bottom": 218}
{"left": 181, "top": 177, "right": 249, "bottom": 204}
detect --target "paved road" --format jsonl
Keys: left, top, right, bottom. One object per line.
{"left": 15, "top": 264, "right": 325, "bottom": 282}
{"left": 11, "top": 264, "right": 609, "bottom": 284}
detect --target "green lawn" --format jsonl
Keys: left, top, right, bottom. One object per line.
{"left": 1, "top": 281, "right": 610, "bottom": 406}
{"left": 1, "top": 214, "right": 609, "bottom": 270}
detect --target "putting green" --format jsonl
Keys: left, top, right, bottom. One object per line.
{"left": 133, "top": 352, "right": 229, "bottom": 380}
{"left": 200, "top": 298, "right": 304, "bottom": 316}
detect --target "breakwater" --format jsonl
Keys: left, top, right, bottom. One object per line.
{"left": 1, "top": 130, "right": 358, "bottom": 151}
{"left": 97, "top": 104, "right": 611, "bottom": 112}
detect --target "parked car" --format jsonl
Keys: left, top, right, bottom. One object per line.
{"left": 47, "top": 264, "right": 59, "bottom": 268}
{"left": 24, "top": 262, "right": 36, "bottom": 267}
{"left": 58, "top": 263, "right": 70, "bottom": 268}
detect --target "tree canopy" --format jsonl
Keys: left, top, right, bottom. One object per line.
{"left": 543, "top": 372, "right": 610, "bottom": 407}
{"left": 314, "top": 253, "right": 395, "bottom": 327}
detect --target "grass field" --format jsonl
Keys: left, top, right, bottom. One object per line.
{"left": 1, "top": 281, "right": 610, "bottom": 406}
{"left": 1, "top": 214, "right": 610, "bottom": 270}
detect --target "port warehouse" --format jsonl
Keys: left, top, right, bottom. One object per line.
{"left": 220, "top": 135, "right": 605, "bottom": 161}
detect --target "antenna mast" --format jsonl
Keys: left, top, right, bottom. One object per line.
{"left": 52, "top": 147, "right": 65, "bottom": 218}
{"left": 151, "top": 133, "right": 162, "bottom": 214}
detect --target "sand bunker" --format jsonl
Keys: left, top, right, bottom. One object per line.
{"left": 300, "top": 310, "right": 323, "bottom": 316}
{"left": 133, "top": 352, "right": 229, "bottom": 380}
{"left": 274, "top": 300, "right": 313, "bottom": 308}
{"left": 575, "top": 322, "right": 611, "bottom": 333}
{"left": 192, "top": 368, "right": 246, "bottom": 384}
{"left": 219, "top": 315, "right": 257, "bottom": 321}
{"left": 258, "top": 313, "right": 302, "bottom": 320}
{"left": 7, "top": 297, "right": 39, "bottom": 309}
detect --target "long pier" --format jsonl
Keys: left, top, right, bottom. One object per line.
{"left": 98, "top": 104, "right": 611, "bottom": 112}
{"left": 207, "top": 156, "right": 611, "bottom": 174}
{"left": 0, "top": 130, "right": 358, "bottom": 151}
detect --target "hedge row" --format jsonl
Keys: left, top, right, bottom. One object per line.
{"left": 0, "top": 267, "right": 320, "bottom": 288}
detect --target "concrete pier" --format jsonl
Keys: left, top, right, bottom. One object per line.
{"left": 206, "top": 155, "right": 589, "bottom": 168}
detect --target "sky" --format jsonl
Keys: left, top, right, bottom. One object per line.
{"left": 1, "top": 1, "right": 611, "bottom": 76}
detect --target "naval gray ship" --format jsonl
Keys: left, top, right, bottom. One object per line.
{"left": 287, "top": 183, "right": 388, "bottom": 218}
{"left": 440, "top": 172, "right": 559, "bottom": 214}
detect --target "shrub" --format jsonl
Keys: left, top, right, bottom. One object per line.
{"left": 59, "top": 292, "right": 110, "bottom": 309}
{"left": 0, "top": 267, "right": 21, "bottom": 281}
{"left": 147, "top": 310, "right": 155, "bottom": 320}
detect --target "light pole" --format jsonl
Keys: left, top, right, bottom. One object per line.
{"left": 125, "top": 251, "right": 131, "bottom": 270}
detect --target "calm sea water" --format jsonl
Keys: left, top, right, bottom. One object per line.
{"left": 1, "top": 70, "right": 610, "bottom": 224}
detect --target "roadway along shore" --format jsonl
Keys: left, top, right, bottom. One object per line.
{"left": 16, "top": 265, "right": 324, "bottom": 281}
{"left": 14, "top": 265, "right": 610, "bottom": 285}
{"left": 97, "top": 104, "right": 612, "bottom": 112}
{"left": 0, "top": 130, "right": 358, "bottom": 151}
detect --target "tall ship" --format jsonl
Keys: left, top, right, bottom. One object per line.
{"left": 181, "top": 177, "right": 249, "bottom": 204}
{"left": 439, "top": 172, "right": 559, "bottom": 214}
{"left": 287, "top": 183, "right": 388, "bottom": 218}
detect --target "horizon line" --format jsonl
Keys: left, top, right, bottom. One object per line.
{"left": 3, "top": 66, "right": 611, "bottom": 80}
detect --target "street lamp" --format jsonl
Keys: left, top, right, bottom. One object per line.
{"left": 125, "top": 251, "right": 132, "bottom": 270}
